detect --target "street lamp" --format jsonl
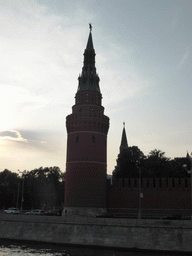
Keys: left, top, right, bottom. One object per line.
{"left": 188, "top": 153, "right": 192, "bottom": 220}
{"left": 19, "top": 170, "right": 26, "bottom": 213}
{"left": 16, "top": 181, "right": 20, "bottom": 209}
{"left": 136, "top": 161, "right": 142, "bottom": 219}
{"left": 184, "top": 152, "right": 192, "bottom": 220}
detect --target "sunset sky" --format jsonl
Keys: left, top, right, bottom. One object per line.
{"left": 0, "top": 0, "right": 192, "bottom": 175}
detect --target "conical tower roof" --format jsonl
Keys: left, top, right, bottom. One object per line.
{"left": 86, "top": 32, "right": 94, "bottom": 50}
{"left": 120, "top": 123, "right": 128, "bottom": 153}
{"left": 77, "top": 27, "right": 101, "bottom": 93}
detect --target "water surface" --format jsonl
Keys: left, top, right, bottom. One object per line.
{"left": 0, "top": 239, "right": 189, "bottom": 256}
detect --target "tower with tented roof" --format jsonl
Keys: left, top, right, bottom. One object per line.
{"left": 63, "top": 27, "right": 109, "bottom": 216}
{"left": 120, "top": 122, "right": 128, "bottom": 153}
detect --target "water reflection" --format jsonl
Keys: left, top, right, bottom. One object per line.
{"left": 0, "top": 239, "right": 190, "bottom": 256}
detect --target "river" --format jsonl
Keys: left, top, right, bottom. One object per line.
{"left": 0, "top": 239, "right": 189, "bottom": 256}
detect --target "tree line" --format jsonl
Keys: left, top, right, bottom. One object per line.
{"left": 0, "top": 167, "right": 65, "bottom": 210}
{"left": 1, "top": 148, "right": 190, "bottom": 209}
{"left": 113, "top": 147, "right": 191, "bottom": 179}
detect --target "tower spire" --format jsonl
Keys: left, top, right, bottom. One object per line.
{"left": 77, "top": 27, "right": 100, "bottom": 93}
{"left": 120, "top": 122, "right": 128, "bottom": 153}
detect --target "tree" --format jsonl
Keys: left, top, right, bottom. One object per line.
{"left": 23, "top": 167, "right": 65, "bottom": 210}
{"left": 129, "top": 146, "right": 146, "bottom": 162}
{"left": 0, "top": 167, "right": 65, "bottom": 210}
{"left": 113, "top": 146, "right": 146, "bottom": 178}
{"left": 0, "top": 169, "right": 19, "bottom": 209}
{"left": 142, "top": 149, "right": 170, "bottom": 178}
{"left": 112, "top": 147, "right": 190, "bottom": 179}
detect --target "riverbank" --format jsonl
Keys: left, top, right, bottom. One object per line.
{"left": 1, "top": 213, "right": 192, "bottom": 252}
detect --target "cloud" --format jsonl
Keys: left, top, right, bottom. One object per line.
{"left": 0, "top": 128, "right": 66, "bottom": 172}
{"left": 0, "top": 84, "right": 50, "bottom": 131}
{"left": 0, "top": 130, "right": 28, "bottom": 142}
{"left": 15, "top": 130, "right": 65, "bottom": 152}
{"left": 0, "top": 0, "right": 150, "bottom": 107}
{"left": 99, "top": 66, "right": 150, "bottom": 107}
{"left": 0, "top": 0, "right": 96, "bottom": 114}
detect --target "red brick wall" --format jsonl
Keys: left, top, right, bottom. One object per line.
{"left": 66, "top": 132, "right": 107, "bottom": 163}
{"left": 107, "top": 178, "right": 191, "bottom": 214}
{"left": 65, "top": 162, "right": 107, "bottom": 207}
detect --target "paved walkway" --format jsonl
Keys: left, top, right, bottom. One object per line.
{"left": 1, "top": 213, "right": 192, "bottom": 228}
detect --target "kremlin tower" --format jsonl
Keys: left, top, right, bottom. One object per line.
{"left": 64, "top": 27, "right": 109, "bottom": 216}
{"left": 120, "top": 123, "right": 128, "bottom": 153}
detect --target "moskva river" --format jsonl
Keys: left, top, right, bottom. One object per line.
{"left": 0, "top": 239, "right": 189, "bottom": 256}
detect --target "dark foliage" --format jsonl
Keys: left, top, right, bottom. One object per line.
{"left": 0, "top": 169, "right": 19, "bottom": 209}
{"left": 0, "top": 167, "right": 65, "bottom": 210}
{"left": 113, "top": 148, "right": 189, "bottom": 179}
{"left": 113, "top": 146, "right": 145, "bottom": 178}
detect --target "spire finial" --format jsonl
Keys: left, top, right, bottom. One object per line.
{"left": 123, "top": 122, "right": 125, "bottom": 128}
{"left": 89, "top": 23, "right": 92, "bottom": 32}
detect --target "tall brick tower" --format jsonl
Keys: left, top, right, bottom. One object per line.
{"left": 64, "top": 28, "right": 109, "bottom": 216}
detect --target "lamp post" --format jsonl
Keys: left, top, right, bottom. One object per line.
{"left": 16, "top": 182, "right": 20, "bottom": 209}
{"left": 136, "top": 161, "right": 142, "bottom": 219}
{"left": 184, "top": 153, "right": 192, "bottom": 220}
{"left": 187, "top": 153, "right": 192, "bottom": 220}
{"left": 19, "top": 170, "right": 26, "bottom": 213}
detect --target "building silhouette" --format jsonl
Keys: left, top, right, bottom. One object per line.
{"left": 64, "top": 29, "right": 109, "bottom": 216}
{"left": 107, "top": 126, "right": 191, "bottom": 216}
{"left": 64, "top": 28, "right": 191, "bottom": 217}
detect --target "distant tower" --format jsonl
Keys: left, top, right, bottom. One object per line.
{"left": 113, "top": 123, "right": 135, "bottom": 178}
{"left": 64, "top": 27, "right": 109, "bottom": 216}
{"left": 120, "top": 122, "right": 128, "bottom": 153}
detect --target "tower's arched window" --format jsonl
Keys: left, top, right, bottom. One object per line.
{"left": 166, "top": 178, "right": 168, "bottom": 187}
{"left": 159, "top": 178, "right": 162, "bottom": 188}
{"left": 153, "top": 178, "right": 156, "bottom": 188}
{"left": 179, "top": 177, "right": 181, "bottom": 187}
{"left": 76, "top": 135, "right": 79, "bottom": 143}
{"left": 134, "top": 178, "right": 137, "bottom": 187}
{"left": 79, "top": 108, "right": 82, "bottom": 117}
{"left": 185, "top": 177, "right": 188, "bottom": 187}
{"left": 172, "top": 177, "right": 175, "bottom": 188}
{"left": 92, "top": 135, "right": 95, "bottom": 143}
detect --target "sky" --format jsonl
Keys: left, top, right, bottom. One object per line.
{"left": 0, "top": 0, "right": 192, "bottom": 175}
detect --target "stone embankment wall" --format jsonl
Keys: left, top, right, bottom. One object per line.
{"left": 1, "top": 214, "right": 192, "bottom": 252}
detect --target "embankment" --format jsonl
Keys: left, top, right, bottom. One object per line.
{"left": 0, "top": 214, "right": 192, "bottom": 252}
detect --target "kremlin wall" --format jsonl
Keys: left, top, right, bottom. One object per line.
{"left": 107, "top": 177, "right": 191, "bottom": 216}
{"left": 106, "top": 124, "right": 191, "bottom": 216}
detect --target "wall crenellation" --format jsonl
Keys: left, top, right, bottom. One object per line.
{"left": 109, "top": 177, "right": 191, "bottom": 190}
{"left": 66, "top": 113, "right": 109, "bottom": 134}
